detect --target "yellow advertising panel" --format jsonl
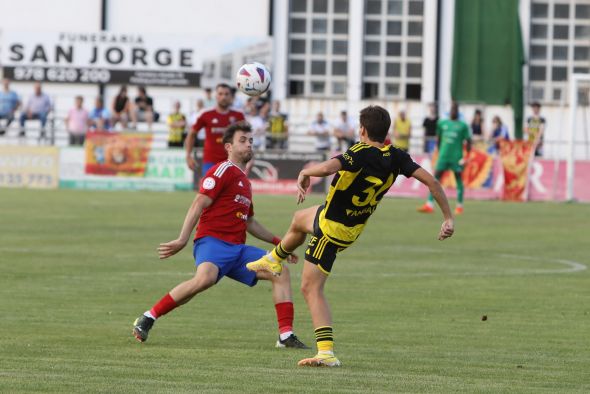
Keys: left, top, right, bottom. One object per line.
{"left": 0, "top": 146, "right": 59, "bottom": 189}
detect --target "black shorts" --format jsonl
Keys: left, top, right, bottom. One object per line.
{"left": 305, "top": 205, "right": 348, "bottom": 275}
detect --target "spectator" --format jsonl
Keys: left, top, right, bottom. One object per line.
{"left": 167, "top": 101, "right": 186, "bottom": 148}
{"left": 246, "top": 103, "right": 268, "bottom": 151}
{"left": 333, "top": 110, "right": 356, "bottom": 151}
{"left": 491, "top": 115, "right": 510, "bottom": 151}
{"left": 19, "top": 82, "right": 51, "bottom": 140}
{"left": 525, "top": 102, "right": 545, "bottom": 157}
{"left": 65, "top": 96, "right": 89, "bottom": 146}
{"left": 89, "top": 97, "right": 111, "bottom": 131}
{"left": 308, "top": 112, "right": 331, "bottom": 151}
{"left": 422, "top": 103, "right": 438, "bottom": 153}
{"left": 203, "top": 87, "right": 215, "bottom": 108}
{"left": 0, "top": 78, "right": 20, "bottom": 136}
{"left": 135, "top": 86, "right": 158, "bottom": 131}
{"left": 393, "top": 110, "right": 411, "bottom": 152}
{"left": 268, "top": 100, "right": 288, "bottom": 150}
{"left": 470, "top": 109, "right": 485, "bottom": 142}
{"left": 111, "top": 85, "right": 135, "bottom": 130}
{"left": 189, "top": 99, "right": 206, "bottom": 148}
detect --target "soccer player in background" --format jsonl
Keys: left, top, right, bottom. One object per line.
{"left": 185, "top": 83, "right": 245, "bottom": 176}
{"left": 525, "top": 102, "right": 545, "bottom": 157}
{"left": 247, "top": 106, "right": 454, "bottom": 367}
{"left": 418, "top": 102, "right": 472, "bottom": 215}
{"left": 133, "top": 122, "right": 309, "bottom": 349}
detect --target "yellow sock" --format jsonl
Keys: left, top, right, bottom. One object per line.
{"left": 315, "top": 326, "right": 334, "bottom": 353}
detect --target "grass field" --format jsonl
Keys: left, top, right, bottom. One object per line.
{"left": 1, "top": 188, "right": 589, "bottom": 393}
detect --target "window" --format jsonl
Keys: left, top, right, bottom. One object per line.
{"left": 312, "top": 19, "right": 328, "bottom": 33}
{"left": 574, "top": 46, "right": 590, "bottom": 61}
{"left": 333, "top": 82, "right": 346, "bottom": 95}
{"left": 552, "top": 45, "right": 568, "bottom": 60}
{"left": 363, "top": 82, "right": 379, "bottom": 98}
{"left": 406, "top": 63, "right": 422, "bottom": 78}
{"left": 387, "top": 21, "right": 402, "bottom": 35}
{"left": 291, "top": 19, "right": 306, "bottom": 33}
{"left": 407, "top": 42, "right": 422, "bottom": 57}
{"left": 553, "top": 25, "right": 569, "bottom": 39}
{"left": 366, "top": 20, "right": 381, "bottom": 35}
{"left": 311, "top": 61, "right": 326, "bottom": 75}
{"left": 311, "top": 81, "right": 326, "bottom": 93}
{"left": 333, "top": 40, "right": 348, "bottom": 55}
{"left": 289, "top": 80, "right": 304, "bottom": 96}
{"left": 409, "top": 1, "right": 423, "bottom": 16}
{"left": 552, "top": 66, "right": 567, "bottom": 81}
{"left": 386, "top": 63, "right": 400, "bottom": 76}
{"left": 333, "top": 61, "right": 347, "bottom": 75}
{"left": 532, "top": 3, "right": 548, "bottom": 18}
{"left": 576, "top": 4, "right": 590, "bottom": 19}
{"left": 290, "top": 39, "right": 306, "bottom": 54}
{"left": 385, "top": 83, "right": 399, "bottom": 96}
{"left": 532, "top": 24, "right": 548, "bottom": 38}
{"left": 530, "top": 66, "right": 547, "bottom": 81}
{"left": 290, "top": 60, "right": 305, "bottom": 75}
{"left": 366, "top": 0, "right": 382, "bottom": 14}
{"left": 387, "top": 0, "right": 403, "bottom": 15}
{"left": 313, "top": 0, "right": 328, "bottom": 13}
{"left": 365, "top": 62, "right": 380, "bottom": 76}
{"left": 312, "top": 40, "right": 327, "bottom": 54}
{"left": 334, "top": 0, "right": 349, "bottom": 13}
{"left": 291, "top": 0, "right": 306, "bottom": 12}
{"left": 386, "top": 41, "right": 401, "bottom": 56}
{"left": 333, "top": 19, "right": 348, "bottom": 34}
{"left": 365, "top": 41, "right": 381, "bottom": 56}
{"left": 554, "top": 4, "right": 569, "bottom": 19}
{"left": 531, "top": 45, "right": 547, "bottom": 60}
{"left": 408, "top": 22, "right": 423, "bottom": 36}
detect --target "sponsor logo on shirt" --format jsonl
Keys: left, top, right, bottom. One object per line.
{"left": 235, "top": 212, "right": 248, "bottom": 221}
{"left": 234, "top": 194, "right": 251, "bottom": 207}
{"left": 212, "top": 118, "right": 219, "bottom": 124}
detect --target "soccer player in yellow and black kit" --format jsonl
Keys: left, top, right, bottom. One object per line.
{"left": 247, "top": 105, "right": 455, "bottom": 367}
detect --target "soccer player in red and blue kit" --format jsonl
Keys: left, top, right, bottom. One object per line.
{"left": 133, "top": 122, "right": 308, "bottom": 349}
{"left": 185, "top": 83, "right": 245, "bottom": 176}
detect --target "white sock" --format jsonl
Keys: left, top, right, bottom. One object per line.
{"left": 279, "top": 331, "right": 293, "bottom": 341}
{"left": 144, "top": 311, "right": 156, "bottom": 320}
{"left": 318, "top": 350, "right": 334, "bottom": 356}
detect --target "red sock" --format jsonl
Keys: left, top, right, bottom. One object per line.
{"left": 149, "top": 293, "right": 178, "bottom": 319}
{"left": 275, "top": 302, "right": 294, "bottom": 334}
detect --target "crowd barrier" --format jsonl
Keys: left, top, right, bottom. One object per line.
{"left": 1, "top": 134, "right": 589, "bottom": 202}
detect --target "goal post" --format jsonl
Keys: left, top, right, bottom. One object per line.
{"left": 566, "top": 74, "right": 590, "bottom": 202}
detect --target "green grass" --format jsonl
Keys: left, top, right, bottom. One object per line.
{"left": 1, "top": 188, "right": 589, "bottom": 393}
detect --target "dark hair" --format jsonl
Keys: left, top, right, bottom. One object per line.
{"left": 359, "top": 105, "right": 391, "bottom": 143}
{"left": 531, "top": 101, "right": 541, "bottom": 108}
{"left": 223, "top": 121, "right": 252, "bottom": 144}
{"left": 138, "top": 86, "right": 147, "bottom": 94}
{"left": 216, "top": 83, "right": 232, "bottom": 92}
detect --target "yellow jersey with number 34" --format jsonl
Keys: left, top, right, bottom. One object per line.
{"left": 318, "top": 142, "right": 421, "bottom": 246}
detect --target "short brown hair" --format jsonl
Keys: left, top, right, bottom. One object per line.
{"left": 223, "top": 121, "right": 252, "bottom": 144}
{"left": 359, "top": 105, "right": 391, "bottom": 143}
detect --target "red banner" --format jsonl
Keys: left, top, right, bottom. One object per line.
{"left": 85, "top": 131, "right": 153, "bottom": 176}
{"left": 498, "top": 140, "right": 534, "bottom": 201}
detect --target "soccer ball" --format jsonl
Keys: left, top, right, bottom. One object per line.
{"left": 236, "top": 62, "right": 271, "bottom": 97}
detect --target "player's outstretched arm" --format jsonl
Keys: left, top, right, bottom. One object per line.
{"left": 184, "top": 130, "right": 198, "bottom": 171}
{"left": 158, "top": 194, "right": 213, "bottom": 259}
{"left": 411, "top": 168, "right": 454, "bottom": 240}
{"left": 297, "top": 158, "right": 342, "bottom": 203}
{"left": 246, "top": 218, "right": 298, "bottom": 263}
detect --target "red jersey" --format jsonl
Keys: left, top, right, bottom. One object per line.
{"left": 195, "top": 160, "right": 254, "bottom": 244}
{"left": 192, "top": 108, "right": 245, "bottom": 164}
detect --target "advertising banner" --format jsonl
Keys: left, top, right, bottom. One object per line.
{"left": 60, "top": 147, "right": 192, "bottom": 191}
{"left": 85, "top": 131, "right": 152, "bottom": 176}
{"left": 0, "top": 30, "right": 264, "bottom": 86}
{"left": 248, "top": 151, "right": 328, "bottom": 195}
{"left": 0, "top": 146, "right": 59, "bottom": 189}
{"left": 499, "top": 140, "right": 534, "bottom": 201}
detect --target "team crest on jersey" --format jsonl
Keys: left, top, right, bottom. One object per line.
{"left": 202, "top": 177, "right": 216, "bottom": 190}
{"left": 212, "top": 118, "right": 219, "bottom": 124}
{"left": 238, "top": 181, "right": 244, "bottom": 187}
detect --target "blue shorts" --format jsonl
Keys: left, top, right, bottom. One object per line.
{"left": 201, "top": 162, "right": 215, "bottom": 177}
{"left": 193, "top": 236, "right": 266, "bottom": 287}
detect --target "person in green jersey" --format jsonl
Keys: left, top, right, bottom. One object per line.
{"left": 418, "top": 102, "right": 471, "bottom": 215}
